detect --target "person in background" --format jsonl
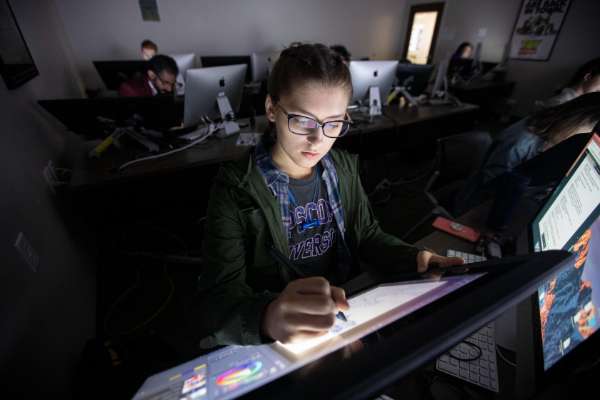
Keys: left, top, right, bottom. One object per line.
{"left": 455, "top": 92, "right": 600, "bottom": 217}
{"left": 330, "top": 44, "right": 351, "bottom": 65}
{"left": 448, "top": 42, "right": 474, "bottom": 81}
{"left": 538, "top": 57, "right": 600, "bottom": 108}
{"left": 141, "top": 39, "right": 158, "bottom": 61}
{"left": 118, "top": 54, "right": 178, "bottom": 97}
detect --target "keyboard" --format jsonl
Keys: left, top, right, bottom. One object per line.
{"left": 436, "top": 250, "right": 499, "bottom": 392}
{"left": 446, "top": 248, "right": 486, "bottom": 264}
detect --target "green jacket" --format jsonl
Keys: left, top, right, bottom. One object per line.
{"left": 198, "top": 148, "right": 420, "bottom": 345}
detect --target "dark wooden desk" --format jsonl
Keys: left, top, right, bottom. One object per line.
{"left": 69, "top": 103, "right": 479, "bottom": 191}
{"left": 450, "top": 80, "right": 515, "bottom": 120}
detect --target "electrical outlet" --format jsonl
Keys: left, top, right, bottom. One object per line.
{"left": 14, "top": 232, "right": 39, "bottom": 272}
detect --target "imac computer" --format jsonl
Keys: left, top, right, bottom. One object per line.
{"left": 200, "top": 55, "right": 252, "bottom": 83}
{"left": 349, "top": 60, "right": 398, "bottom": 116}
{"left": 251, "top": 52, "right": 271, "bottom": 82}
{"left": 184, "top": 64, "right": 247, "bottom": 135}
{"left": 93, "top": 60, "right": 148, "bottom": 90}
{"left": 517, "top": 134, "right": 600, "bottom": 397}
{"left": 170, "top": 53, "right": 195, "bottom": 95}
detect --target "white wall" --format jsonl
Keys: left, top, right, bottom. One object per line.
{"left": 400, "top": 0, "right": 600, "bottom": 116}
{"left": 55, "top": 0, "right": 410, "bottom": 89}
{"left": 0, "top": 0, "right": 95, "bottom": 397}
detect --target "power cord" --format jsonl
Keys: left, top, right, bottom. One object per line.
{"left": 103, "top": 263, "right": 175, "bottom": 337}
{"left": 118, "top": 120, "right": 221, "bottom": 172}
{"left": 496, "top": 345, "right": 517, "bottom": 368}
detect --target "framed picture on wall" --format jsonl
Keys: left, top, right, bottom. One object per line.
{"left": 509, "top": 0, "right": 571, "bottom": 61}
{"left": 0, "top": 0, "right": 38, "bottom": 89}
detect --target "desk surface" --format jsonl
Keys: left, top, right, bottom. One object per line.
{"left": 450, "top": 79, "right": 515, "bottom": 92}
{"left": 69, "top": 103, "right": 479, "bottom": 190}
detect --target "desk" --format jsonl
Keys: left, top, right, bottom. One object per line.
{"left": 450, "top": 80, "right": 515, "bottom": 120}
{"left": 68, "top": 103, "right": 479, "bottom": 191}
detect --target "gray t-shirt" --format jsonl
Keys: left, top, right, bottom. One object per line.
{"left": 287, "top": 167, "right": 337, "bottom": 279}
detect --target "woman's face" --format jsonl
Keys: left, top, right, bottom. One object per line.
{"left": 461, "top": 45, "right": 473, "bottom": 59}
{"left": 266, "top": 82, "right": 350, "bottom": 179}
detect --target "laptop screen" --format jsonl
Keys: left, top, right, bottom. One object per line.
{"left": 531, "top": 134, "right": 600, "bottom": 370}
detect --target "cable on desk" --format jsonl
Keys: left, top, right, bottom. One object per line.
{"left": 117, "top": 122, "right": 221, "bottom": 172}
{"left": 496, "top": 345, "right": 517, "bottom": 368}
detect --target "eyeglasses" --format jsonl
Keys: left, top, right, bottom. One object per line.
{"left": 277, "top": 104, "right": 352, "bottom": 138}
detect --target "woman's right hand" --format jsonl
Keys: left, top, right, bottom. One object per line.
{"left": 261, "top": 277, "right": 349, "bottom": 343}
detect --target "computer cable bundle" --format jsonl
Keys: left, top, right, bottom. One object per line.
{"left": 118, "top": 116, "right": 222, "bottom": 172}
{"left": 103, "top": 223, "right": 189, "bottom": 338}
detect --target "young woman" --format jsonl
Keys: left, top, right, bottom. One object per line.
{"left": 448, "top": 42, "right": 474, "bottom": 81}
{"left": 199, "top": 43, "right": 463, "bottom": 346}
{"left": 538, "top": 57, "right": 600, "bottom": 108}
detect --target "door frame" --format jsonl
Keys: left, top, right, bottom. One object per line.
{"left": 402, "top": 2, "right": 445, "bottom": 64}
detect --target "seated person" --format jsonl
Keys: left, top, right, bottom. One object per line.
{"left": 196, "top": 43, "right": 463, "bottom": 346}
{"left": 118, "top": 54, "right": 178, "bottom": 97}
{"left": 537, "top": 57, "right": 600, "bottom": 108}
{"left": 141, "top": 39, "right": 158, "bottom": 61}
{"left": 455, "top": 92, "right": 600, "bottom": 217}
{"left": 330, "top": 44, "right": 351, "bottom": 65}
{"left": 448, "top": 42, "right": 474, "bottom": 82}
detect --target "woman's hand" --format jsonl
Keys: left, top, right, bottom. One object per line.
{"left": 261, "top": 277, "right": 349, "bottom": 344}
{"left": 417, "top": 250, "right": 464, "bottom": 274}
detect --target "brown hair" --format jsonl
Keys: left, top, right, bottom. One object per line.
{"left": 141, "top": 39, "right": 158, "bottom": 51}
{"left": 268, "top": 42, "right": 352, "bottom": 104}
{"left": 527, "top": 92, "right": 600, "bottom": 146}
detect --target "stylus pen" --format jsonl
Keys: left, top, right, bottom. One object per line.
{"left": 269, "top": 245, "right": 349, "bottom": 322}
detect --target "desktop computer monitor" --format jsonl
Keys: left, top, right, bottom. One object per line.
{"left": 396, "top": 63, "right": 434, "bottom": 96}
{"left": 170, "top": 53, "right": 195, "bottom": 95}
{"left": 38, "top": 96, "right": 182, "bottom": 138}
{"left": 515, "top": 134, "right": 600, "bottom": 395}
{"left": 183, "top": 64, "right": 247, "bottom": 126}
{"left": 251, "top": 52, "right": 270, "bottom": 82}
{"left": 200, "top": 55, "right": 252, "bottom": 83}
{"left": 93, "top": 60, "right": 148, "bottom": 90}
{"left": 349, "top": 60, "right": 399, "bottom": 103}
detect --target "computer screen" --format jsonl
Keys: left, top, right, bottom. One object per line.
{"left": 200, "top": 55, "right": 252, "bottom": 83}
{"left": 396, "top": 63, "right": 434, "bottom": 96}
{"left": 132, "top": 274, "right": 482, "bottom": 400}
{"left": 349, "top": 60, "right": 399, "bottom": 103}
{"left": 93, "top": 60, "right": 148, "bottom": 90}
{"left": 170, "top": 54, "right": 195, "bottom": 95}
{"left": 184, "top": 64, "right": 247, "bottom": 126}
{"left": 38, "top": 96, "right": 182, "bottom": 138}
{"left": 531, "top": 134, "right": 600, "bottom": 370}
{"left": 251, "top": 52, "right": 270, "bottom": 82}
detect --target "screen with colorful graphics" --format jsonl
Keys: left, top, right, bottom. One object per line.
{"left": 132, "top": 274, "right": 482, "bottom": 400}
{"left": 532, "top": 134, "right": 600, "bottom": 370}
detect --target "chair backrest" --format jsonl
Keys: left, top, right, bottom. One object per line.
{"left": 435, "top": 130, "right": 493, "bottom": 186}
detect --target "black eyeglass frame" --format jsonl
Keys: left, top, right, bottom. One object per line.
{"left": 276, "top": 104, "right": 353, "bottom": 138}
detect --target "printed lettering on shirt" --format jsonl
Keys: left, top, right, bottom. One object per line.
{"left": 289, "top": 229, "right": 336, "bottom": 261}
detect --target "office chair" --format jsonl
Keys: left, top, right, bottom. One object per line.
{"left": 400, "top": 130, "right": 493, "bottom": 241}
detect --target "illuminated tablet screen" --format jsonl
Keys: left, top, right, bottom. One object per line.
{"left": 133, "top": 274, "right": 483, "bottom": 400}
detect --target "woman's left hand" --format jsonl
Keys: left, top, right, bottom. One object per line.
{"left": 416, "top": 250, "right": 464, "bottom": 273}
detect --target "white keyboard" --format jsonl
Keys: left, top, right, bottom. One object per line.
{"left": 446, "top": 248, "right": 486, "bottom": 264}
{"left": 436, "top": 250, "right": 499, "bottom": 392}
